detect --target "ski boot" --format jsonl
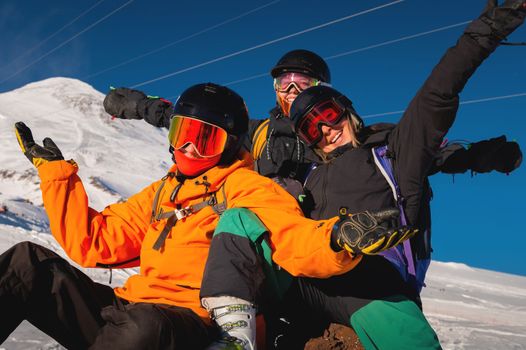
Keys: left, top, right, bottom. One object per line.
{"left": 202, "top": 296, "right": 257, "bottom": 350}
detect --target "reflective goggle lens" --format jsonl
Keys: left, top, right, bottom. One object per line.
{"left": 274, "top": 72, "right": 319, "bottom": 92}
{"left": 168, "top": 116, "right": 228, "bottom": 158}
{"left": 297, "top": 100, "right": 346, "bottom": 146}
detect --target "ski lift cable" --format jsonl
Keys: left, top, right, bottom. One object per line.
{"left": 0, "top": 0, "right": 135, "bottom": 87}
{"left": 83, "top": 0, "right": 281, "bottom": 80}
{"left": 361, "top": 92, "right": 526, "bottom": 119}
{"left": 130, "top": 0, "right": 405, "bottom": 89}
{"left": 324, "top": 20, "right": 471, "bottom": 59}
{"left": 222, "top": 20, "right": 472, "bottom": 87}
{"left": 0, "top": 0, "right": 107, "bottom": 72}
{"left": 223, "top": 73, "right": 269, "bottom": 88}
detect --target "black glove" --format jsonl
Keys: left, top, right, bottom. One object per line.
{"left": 15, "top": 122, "right": 64, "bottom": 168}
{"left": 103, "top": 87, "right": 147, "bottom": 120}
{"left": 465, "top": 0, "right": 526, "bottom": 49}
{"left": 331, "top": 208, "right": 418, "bottom": 256}
{"left": 469, "top": 135, "right": 522, "bottom": 173}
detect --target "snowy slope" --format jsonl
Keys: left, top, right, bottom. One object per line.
{"left": 422, "top": 263, "right": 526, "bottom": 349}
{"left": 0, "top": 78, "right": 525, "bottom": 350}
{"left": 0, "top": 77, "right": 170, "bottom": 211}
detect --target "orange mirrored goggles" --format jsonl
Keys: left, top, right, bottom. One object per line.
{"left": 168, "top": 115, "right": 228, "bottom": 158}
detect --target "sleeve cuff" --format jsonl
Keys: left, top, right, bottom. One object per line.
{"left": 37, "top": 160, "right": 78, "bottom": 182}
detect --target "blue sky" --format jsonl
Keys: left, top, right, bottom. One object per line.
{"left": 1, "top": 0, "right": 525, "bottom": 276}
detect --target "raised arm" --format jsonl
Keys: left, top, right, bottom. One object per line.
{"left": 15, "top": 122, "right": 153, "bottom": 267}
{"left": 389, "top": 0, "right": 525, "bottom": 224}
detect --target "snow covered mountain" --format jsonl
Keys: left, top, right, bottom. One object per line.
{"left": 0, "top": 78, "right": 525, "bottom": 350}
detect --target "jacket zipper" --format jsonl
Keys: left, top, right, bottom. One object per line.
{"left": 96, "top": 256, "right": 140, "bottom": 285}
{"left": 319, "top": 163, "right": 330, "bottom": 218}
{"left": 96, "top": 256, "right": 140, "bottom": 269}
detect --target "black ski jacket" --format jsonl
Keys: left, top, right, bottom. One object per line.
{"left": 303, "top": 31, "right": 499, "bottom": 260}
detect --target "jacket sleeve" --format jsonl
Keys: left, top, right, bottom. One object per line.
{"left": 37, "top": 160, "right": 156, "bottom": 268}
{"left": 429, "top": 142, "right": 468, "bottom": 175}
{"left": 388, "top": 31, "right": 499, "bottom": 225}
{"left": 226, "top": 169, "right": 360, "bottom": 278}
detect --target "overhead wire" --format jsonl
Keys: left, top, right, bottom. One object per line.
{"left": 0, "top": 0, "right": 107, "bottom": 72}
{"left": 361, "top": 92, "right": 526, "bottom": 119}
{"left": 0, "top": 0, "right": 135, "bottom": 86}
{"left": 222, "top": 20, "right": 472, "bottom": 87}
{"left": 7, "top": 2, "right": 524, "bottom": 121}
{"left": 83, "top": 0, "right": 281, "bottom": 80}
{"left": 130, "top": 0, "right": 405, "bottom": 88}
{"left": 324, "top": 20, "right": 471, "bottom": 59}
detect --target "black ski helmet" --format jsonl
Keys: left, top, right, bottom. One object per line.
{"left": 289, "top": 85, "right": 364, "bottom": 145}
{"left": 270, "top": 49, "right": 331, "bottom": 84}
{"left": 171, "top": 83, "right": 249, "bottom": 164}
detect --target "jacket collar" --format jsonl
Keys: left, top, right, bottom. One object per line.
{"left": 268, "top": 106, "right": 296, "bottom": 136}
{"left": 166, "top": 151, "right": 253, "bottom": 203}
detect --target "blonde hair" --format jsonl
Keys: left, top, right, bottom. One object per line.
{"left": 349, "top": 114, "right": 362, "bottom": 148}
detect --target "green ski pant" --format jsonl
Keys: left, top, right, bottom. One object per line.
{"left": 351, "top": 295, "right": 441, "bottom": 350}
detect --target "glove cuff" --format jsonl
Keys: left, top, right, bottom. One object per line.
{"left": 330, "top": 226, "right": 344, "bottom": 252}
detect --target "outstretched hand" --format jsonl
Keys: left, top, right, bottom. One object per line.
{"left": 465, "top": 0, "right": 526, "bottom": 48}
{"left": 331, "top": 208, "right": 418, "bottom": 256}
{"left": 15, "top": 122, "right": 64, "bottom": 168}
{"left": 469, "top": 135, "right": 522, "bottom": 173}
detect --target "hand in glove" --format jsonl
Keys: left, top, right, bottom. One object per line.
{"left": 465, "top": 0, "right": 526, "bottom": 49}
{"left": 331, "top": 208, "right": 418, "bottom": 256}
{"left": 103, "top": 87, "right": 173, "bottom": 128}
{"left": 469, "top": 135, "right": 522, "bottom": 173}
{"left": 103, "top": 87, "right": 147, "bottom": 120}
{"left": 15, "top": 122, "right": 65, "bottom": 168}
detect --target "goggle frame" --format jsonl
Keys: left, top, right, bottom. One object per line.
{"left": 168, "top": 115, "right": 229, "bottom": 158}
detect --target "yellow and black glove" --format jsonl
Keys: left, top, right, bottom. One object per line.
{"left": 331, "top": 208, "right": 418, "bottom": 256}
{"left": 15, "top": 122, "right": 64, "bottom": 168}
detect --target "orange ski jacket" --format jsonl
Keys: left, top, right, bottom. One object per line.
{"left": 37, "top": 151, "right": 358, "bottom": 319}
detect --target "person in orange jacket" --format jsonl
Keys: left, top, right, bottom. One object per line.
{"left": 4, "top": 82, "right": 416, "bottom": 349}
